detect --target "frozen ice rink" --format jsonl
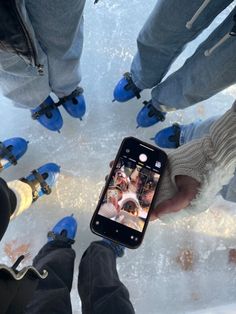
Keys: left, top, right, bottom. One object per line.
{"left": 1, "top": 0, "right": 236, "bottom": 313}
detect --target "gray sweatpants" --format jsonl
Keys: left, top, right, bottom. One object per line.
{"left": 0, "top": 0, "right": 85, "bottom": 109}
{"left": 131, "top": 0, "right": 236, "bottom": 111}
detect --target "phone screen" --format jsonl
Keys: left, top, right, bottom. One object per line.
{"left": 91, "top": 137, "right": 167, "bottom": 248}
{"left": 98, "top": 156, "right": 161, "bottom": 232}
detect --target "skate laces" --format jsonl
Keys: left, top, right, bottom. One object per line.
{"left": 143, "top": 101, "right": 166, "bottom": 121}
{"left": 59, "top": 87, "right": 84, "bottom": 105}
{"left": 123, "top": 72, "right": 141, "bottom": 99}
{"left": 31, "top": 102, "right": 57, "bottom": 120}
{"left": 0, "top": 142, "right": 17, "bottom": 165}
{"left": 32, "top": 87, "right": 84, "bottom": 119}
{"left": 168, "top": 123, "right": 181, "bottom": 147}
{"left": 21, "top": 170, "right": 51, "bottom": 202}
{"left": 47, "top": 230, "right": 75, "bottom": 244}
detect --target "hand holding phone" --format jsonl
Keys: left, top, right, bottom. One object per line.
{"left": 90, "top": 137, "right": 167, "bottom": 249}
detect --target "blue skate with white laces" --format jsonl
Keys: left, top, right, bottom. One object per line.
{"left": 152, "top": 123, "right": 181, "bottom": 149}
{"left": 20, "top": 162, "right": 60, "bottom": 202}
{"left": 60, "top": 87, "right": 86, "bottom": 120}
{"left": 113, "top": 72, "right": 142, "bottom": 102}
{"left": 136, "top": 100, "right": 166, "bottom": 128}
{"left": 0, "top": 137, "right": 28, "bottom": 171}
{"left": 31, "top": 96, "right": 63, "bottom": 132}
{"left": 47, "top": 215, "right": 77, "bottom": 244}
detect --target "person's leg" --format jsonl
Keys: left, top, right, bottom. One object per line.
{"left": 0, "top": 46, "right": 50, "bottom": 109}
{"left": 78, "top": 241, "right": 135, "bottom": 314}
{"left": 0, "top": 178, "right": 17, "bottom": 241}
{"left": 25, "top": 0, "right": 86, "bottom": 98}
{"left": 131, "top": 0, "right": 233, "bottom": 90}
{"left": 25, "top": 241, "right": 75, "bottom": 314}
{"left": 179, "top": 116, "right": 218, "bottom": 145}
{"left": 153, "top": 116, "right": 218, "bottom": 148}
{"left": 25, "top": 216, "right": 77, "bottom": 314}
{"left": 8, "top": 162, "right": 60, "bottom": 219}
{"left": 151, "top": 7, "right": 236, "bottom": 111}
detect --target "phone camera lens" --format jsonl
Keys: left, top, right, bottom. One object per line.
{"left": 126, "top": 149, "right": 130, "bottom": 153}
{"left": 139, "top": 154, "right": 147, "bottom": 162}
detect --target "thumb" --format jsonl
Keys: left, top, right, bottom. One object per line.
{"left": 150, "top": 189, "right": 193, "bottom": 221}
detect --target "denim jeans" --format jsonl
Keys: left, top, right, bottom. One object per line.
{"left": 179, "top": 116, "right": 236, "bottom": 203}
{"left": 0, "top": 0, "right": 85, "bottom": 109}
{"left": 131, "top": 0, "right": 236, "bottom": 112}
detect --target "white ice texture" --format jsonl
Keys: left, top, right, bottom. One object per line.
{"left": 1, "top": 1, "right": 236, "bottom": 313}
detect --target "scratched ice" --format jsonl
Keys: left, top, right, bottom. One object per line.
{"left": 0, "top": 1, "right": 236, "bottom": 313}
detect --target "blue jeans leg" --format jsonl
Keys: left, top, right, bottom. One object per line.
{"left": 25, "top": 0, "right": 86, "bottom": 98}
{"left": 131, "top": 0, "right": 233, "bottom": 91}
{"left": 179, "top": 116, "right": 218, "bottom": 145}
{"left": 0, "top": 45, "right": 50, "bottom": 109}
{"left": 0, "top": 0, "right": 85, "bottom": 109}
{"left": 151, "top": 7, "right": 236, "bottom": 111}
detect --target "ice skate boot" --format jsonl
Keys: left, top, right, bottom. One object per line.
{"left": 31, "top": 96, "right": 63, "bottom": 132}
{"left": 136, "top": 100, "right": 166, "bottom": 128}
{"left": 113, "top": 72, "right": 142, "bottom": 102}
{"left": 60, "top": 87, "right": 86, "bottom": 120}
{"left": 0, "top": 138, "right": 28, "bottom": 172}
{"left": 20, "top": 162, "right": 60, "bottom": 202}
{"left": 152, "top": 123, "right": 181, "bottom": 148}
{"left": 9, "top": 162, "right": 60, "bottom": 219}
{"left": 47, "top": 215, "right": 77, "bottom": 244}
{"left": 101, "top": 239, "right": 125, "bottom": 257}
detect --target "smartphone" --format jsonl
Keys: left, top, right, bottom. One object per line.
{"left": 90, "top": 137, "right": 167, "bottom": 249}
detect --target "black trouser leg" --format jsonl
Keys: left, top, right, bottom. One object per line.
{"left": 78, "top": 241, "right": 135, "bottom": 314}
{"left": 0, "top": 178, "right": 16, "bottom": 241}
{"left": 25, "top": 240, "right": 76, "bottom": 314}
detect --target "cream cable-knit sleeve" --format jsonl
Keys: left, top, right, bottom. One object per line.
{"left": 154, "top": 101, "right": 236, "bottom": 222}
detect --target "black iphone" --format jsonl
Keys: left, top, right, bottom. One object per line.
{"left": 90, "top": 137, "right": 167, "bottom": 249}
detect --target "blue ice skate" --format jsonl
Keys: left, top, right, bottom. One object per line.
{"left": 0, "top": 137, "right": 28, "bottom": 171}
{"left": 152, "top": 123, "right": 181, "bottom": 149}
{"left": 20, "top": 162, "right": 60, "bottom": 202}
{"left": 136, "top": 100, "right": 166, "bottom": 128}
{"left": 47, "top": 215, "right": 77, "bottom": 244}
{"left": 113, "top": 72, "right": 142, "bottom": 102}
{"left": 31, "top": 96, "right": 63, "bottom": 132}
{"left": 60, "top": 87, "right": 86, "bottom": 120}
{"left": 101, "top": 238, "right": 125, "bottom": 257}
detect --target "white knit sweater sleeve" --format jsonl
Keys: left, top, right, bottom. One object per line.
{"left": 154, "top": 102, "right": 236, "bottom": 222}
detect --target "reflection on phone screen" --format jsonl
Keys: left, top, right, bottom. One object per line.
{"left": 98, "top": 156, "right": 161, "bottom": 232}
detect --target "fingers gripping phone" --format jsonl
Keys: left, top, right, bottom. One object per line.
{"left": 90, "top": 137, "right": 167, "bottom": 249}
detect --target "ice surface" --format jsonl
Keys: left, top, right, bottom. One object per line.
{"left": 1, "top": 0, "right": 236, "bottom": 313}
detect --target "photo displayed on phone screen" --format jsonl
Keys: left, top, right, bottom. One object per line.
{"left": 98, "top": 156, "right": 161, "bottom": 232}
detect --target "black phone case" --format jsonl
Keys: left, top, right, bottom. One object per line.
{"left": 90, "top": 136, "right": 167, "bottom": 249}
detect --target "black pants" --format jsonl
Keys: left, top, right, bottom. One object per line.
{"left": 25, "top": 241, "right": 135, "bottom": 314}
{"left": 0, "top": 178, "right": 134, "bottom": 314}
{"left": 0, "top": 178, "right": 16, "bottom": 241}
